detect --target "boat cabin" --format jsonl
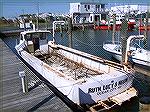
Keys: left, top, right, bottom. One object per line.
{"left": 20, "top": 30, "right": 51, "bottom": 53}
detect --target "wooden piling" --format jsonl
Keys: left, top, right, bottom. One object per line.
{"left": 67, "top": 17, "right": 73, "bottom": 48}
{"left": 120, "top": 17, "right": 128, "bottom": 65}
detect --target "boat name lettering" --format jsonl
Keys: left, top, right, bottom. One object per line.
{"left": 88, "top": 78, "right": 128, "bottom": 94}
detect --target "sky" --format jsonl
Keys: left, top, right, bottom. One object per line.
{"left": 0, "top": 0, "right": 149, "bottom": 18}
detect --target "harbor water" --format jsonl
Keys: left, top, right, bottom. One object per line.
{"left": 2, "top": 29, "right": 150, "bottom": 112}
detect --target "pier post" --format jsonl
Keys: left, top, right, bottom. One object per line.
{"left": 67, "top": 17, "right": 73, "bottom": 48}
{"left": 120, "top": 17, "right": 128, "bottom": 65}
{"left": 143, "top": 9, "right": 149, "bottom": 49}
{"left": 112, "top": 14, "right": 116, "bottom": 44}
{"left": 19, "top": 71, "right": 28, "bottom": 93}
{"left": 107, "top": 14, "right": 110, "bottom": 30}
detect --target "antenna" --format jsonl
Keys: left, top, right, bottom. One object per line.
{"left": 36, "top": 2, "right": 39, "bottom": 30}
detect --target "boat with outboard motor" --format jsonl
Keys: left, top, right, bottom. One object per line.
{"left": 15, "top": 22, "right": 137, "bottom": 111}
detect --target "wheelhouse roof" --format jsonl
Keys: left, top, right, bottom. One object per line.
{"left": 20, "top": 30, "right": 51, "bottom": 36}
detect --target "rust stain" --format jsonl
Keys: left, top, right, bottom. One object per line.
{"left": 43, "top": 63, "right": 65, "bottom": 77}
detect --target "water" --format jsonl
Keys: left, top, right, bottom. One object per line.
{"left": 2, "top": 29, "right": 150, "bottom": 112}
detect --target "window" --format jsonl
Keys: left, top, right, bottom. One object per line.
{"left": 78, "top": 5, "right": 80, "bottom": 11}
{"left": 96, "top": 5, "right": 100, "bottom": 8}
{"left": 25, "top": 34, "right": 32, "bottom": 41}
{"left": 90, "top": 16, "right": 92, "bottom": 21}
{"left": 83, "top": 17, "right": 86, "bottom": 21}
{"left": 88, "top": 5, "right": 90, "bottom": 10}
{"left": 101, "top": 4, "right": 105, "bottom": 8}
{"left": 20, "top": 35, "right": 23, "bottom": 40}
{"left": 40, "top": 33, "right": 46, "bottom": 40}
{"left": 96, "top": 5, "right": 100, "bottom": 11}
{"left": 85, "top": 5, "right": 88, "bottom": 11}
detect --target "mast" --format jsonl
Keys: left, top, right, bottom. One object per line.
{"left": 36, "top": 2, "right": 39, "bottom": 30}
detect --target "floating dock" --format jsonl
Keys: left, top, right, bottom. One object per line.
{"left": 0, "top": 38, "right": 72, "bottom": 111}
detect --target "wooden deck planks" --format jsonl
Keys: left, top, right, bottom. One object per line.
{"left": 0, "top": 38, "right": 72, "bottom": 112}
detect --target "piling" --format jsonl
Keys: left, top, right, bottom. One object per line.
{"left": 67, "top": 17, "right": 73, "bottom": 48}
{"left": 143, "top": 9, "right": 149, "bottom": 49}
{"left": 120, "top": 17, "right": 128, "bottom": 64}
{"left": 112, "top": 14, "right": 116, "bottom": 44}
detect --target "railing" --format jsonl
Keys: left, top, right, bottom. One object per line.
{"left": 15, "top": 40, "right": 26, "bottom": 51}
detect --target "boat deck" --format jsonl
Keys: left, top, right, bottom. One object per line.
{"left": 34, "top": 49, "right": 104, "bottom": 80}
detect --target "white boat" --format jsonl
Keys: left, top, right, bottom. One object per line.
{"left": 103, "top": 35, "right": 150, "bottom": 67}
{"left": 15, "top": 27, "right": 137, "bottom": 111}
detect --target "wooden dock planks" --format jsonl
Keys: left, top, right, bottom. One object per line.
{"left": 0, "top": 38, "right": 72, "bottom": 112}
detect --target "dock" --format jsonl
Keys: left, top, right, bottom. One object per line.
{"left": 0, "top": 30, "right": 150, "bottom": 112}
{"left": 0, "top": 38, "right": 72, "bottom": 111}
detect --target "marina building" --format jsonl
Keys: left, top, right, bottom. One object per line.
{"left": 70, "top": 2, "right": 108, "bottom": 24}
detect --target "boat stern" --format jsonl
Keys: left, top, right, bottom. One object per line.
{"left": 72, "top": 72, "right": 136, "bottom": 106}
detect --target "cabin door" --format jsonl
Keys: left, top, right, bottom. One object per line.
{"left": 33, "top": 37, "right": 39, "bottom": 51}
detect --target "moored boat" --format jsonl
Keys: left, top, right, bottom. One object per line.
{"left": 103, "top": 35, "right": 150, "bottom": 67}
{"left": 15, "top": 26, "right": 137, "bottom": 111}
{"left": 128, "top": 19, "right": 136, "bottom": 30}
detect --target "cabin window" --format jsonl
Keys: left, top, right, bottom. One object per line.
{"left": 33, "top": 33, "right": 39, "bottom": 38}
{"left": 40, "top": 33, "right": 46, "bottom": 40}
{"left": 20, "top": 35, "right": 23, "bottom": 40}
{"left": 25, "top": 34, "right": 32, "bottom": 41}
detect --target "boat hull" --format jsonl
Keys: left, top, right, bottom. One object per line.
{"left": 94, "top": 25, "right": 109, "bottom": 30}
{"left": 15, "top": 44, "right": 135, "bottom": 105}
{"left": 21, "top": 51, "right": 133, "bottom": 104}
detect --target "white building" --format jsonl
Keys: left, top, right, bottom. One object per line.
{"left": 70, "top": 2, "right": 107, "bottom": 24}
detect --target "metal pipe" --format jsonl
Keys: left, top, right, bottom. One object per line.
{"left": 19, "top": 71, "right": 28, "bottom": 93}
{"left": 124, "top": 35, "right": 144, "bottom": 64}
{"left": 52, "top": 21, "right": 65, "bottom": 37}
